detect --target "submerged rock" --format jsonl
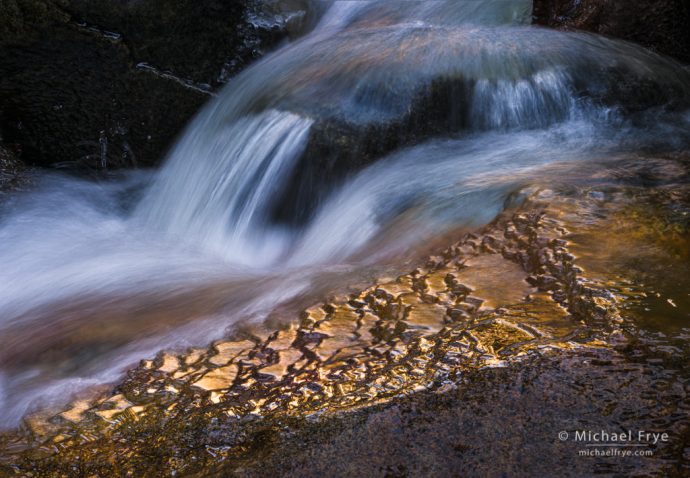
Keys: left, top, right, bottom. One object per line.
{"left": 9, "top": 171, "right": 688, "bottom": 475}
{"left": 2, "top": 166, "right": 690, "bottom": 475}
{"left": 239, "top": 21, "right": 690, "bottom": 225}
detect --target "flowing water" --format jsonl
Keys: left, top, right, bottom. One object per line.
{"left": 1, "top": 0, "right": 690, "bottom": 428}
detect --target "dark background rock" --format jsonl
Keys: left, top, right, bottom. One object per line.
{"left": 0, "top": 0, "right": 289, "bottom": 170}
{"left": 1, "top": 0, "right": 689, "bottom": 176}
{"left": 0, "top": 141, "right": 25, "bottom": 191}
{"left": 533, "top": 0, "right": 690, "bottom": 64}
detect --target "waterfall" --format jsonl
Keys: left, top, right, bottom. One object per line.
{"left": 135, "top": 0, "right": 689, "bottom": 264}
{"left": 136, "top": 0, "right": 542, "bottom": 261}
{"left": 1, "top": 0, "right": 690, "bottom": 427}
{"left": 139, "top": 111, "right": 313, "bottom": 266}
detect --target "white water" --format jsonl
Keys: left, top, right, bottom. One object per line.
{"left": 138, "top": 110, "right": 313, "bottom": 266}
{"left": 1, "top": 0, "right": 690, "bottom": 427}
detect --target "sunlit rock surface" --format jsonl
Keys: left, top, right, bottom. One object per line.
{"left": 2, "top": 155, "right": 689, "bottom": 475}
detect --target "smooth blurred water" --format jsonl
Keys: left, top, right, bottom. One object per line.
{"left": 1, "top": 0, "right": 690, "bottom": 427}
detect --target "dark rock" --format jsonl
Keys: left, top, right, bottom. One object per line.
{"left": 533, "top": 0, "right": 690, "bottom": 64}
{"left": 270, "top": 77, "right": 476, "bottom": 225}
{"left": 446, "top": 307, "right": 470, "bottom": 321}
{"left": 528, "top": 274, "right": 560, "bottom": 291}
{"left": 0, "top": 140, "right": 25, "bottom": 191}
{"left": 214, "top": 349, "right": 690, "bottom": 477}
{"left": 0, "top": 0, "right": 290, "bottom": 170}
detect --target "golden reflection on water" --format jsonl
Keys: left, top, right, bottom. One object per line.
{"left": 2, "top": 184, "right": 617, "bottom": 474}
{"left": 2, "top": 157, "right": 689, "bottom": 476}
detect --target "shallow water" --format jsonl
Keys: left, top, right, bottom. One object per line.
{"left": 1, "top": 0, "right": 690, "bottom": 428}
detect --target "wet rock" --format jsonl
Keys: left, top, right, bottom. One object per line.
{"left": 217, "top": 348, "right": 690, "bottom": 477}
{"left": 193, "top": 364, "right": 239, "bottom": 391}
{"left": 0, "top": 140, "right": 25, "bottom": 191}
{"left": 270, "top": 77, "right": 475, "bottom": 224}
{"left": 0, "top": 0, "right": 291, "bottom": 169}
{"left": 527, "top": 274, "right": 560, "bottom": 291}
{"left": 3, "top": 181, "right": 690, "bottom": 476}
{"left": 533, "top": 0, "right": 690, "bottom": 64}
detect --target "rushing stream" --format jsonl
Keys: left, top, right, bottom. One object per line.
{"left": 1, "top": 0, "right": 690, "bottom": 428}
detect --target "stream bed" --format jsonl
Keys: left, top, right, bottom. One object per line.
{"left": 1, "top": 1, "right": 689, "bottom": 475}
